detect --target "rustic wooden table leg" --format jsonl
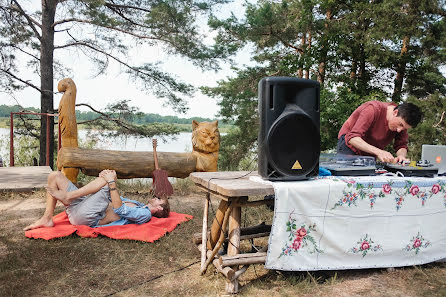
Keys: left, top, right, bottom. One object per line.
{"left": 201, "top": 192, "right": 210, "bottom": 271}
{"left": 225, "top": 198, "right": 242, "bottom": 294}
{"left": 208, "top": 199, "right": 229, "bottom": 249}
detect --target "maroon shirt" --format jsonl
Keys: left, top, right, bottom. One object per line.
{"left": 338, "top": 101, "right": 408, "bottom": 156}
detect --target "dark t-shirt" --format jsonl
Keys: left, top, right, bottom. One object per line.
{"left": 338, "top": 101, "right": 408, "bottom": 156}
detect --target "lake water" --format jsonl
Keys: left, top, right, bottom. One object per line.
{"left": 0, "top": 128, "right": 194, "bottom": 160}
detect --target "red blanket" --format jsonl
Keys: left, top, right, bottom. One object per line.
{"left": 25, "top": 211, "right": 193, "bottom": 242}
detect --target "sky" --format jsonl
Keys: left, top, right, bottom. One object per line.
{"left": 2, "top": 0, "right": 255, "bottom": 119}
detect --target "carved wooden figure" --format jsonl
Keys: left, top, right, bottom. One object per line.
{"left": 56, "top": 78, "right": 220, "bottom": 181}
{"left": 191, "top": 120, "right": 220, "bottom": 172}
{"left": 56, "top": 78, "right": 79, "bottom": 183}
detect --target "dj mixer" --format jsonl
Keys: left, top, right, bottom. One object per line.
{"left": 383, "top": 160, "right": 439, "bottom": 177}
{"left": 320, "top": 154, "right": 440, "bottom": 177}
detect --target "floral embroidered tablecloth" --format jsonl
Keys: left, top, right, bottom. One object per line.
{"left": 250, "top": 175, "right": 446, "bottom": 271}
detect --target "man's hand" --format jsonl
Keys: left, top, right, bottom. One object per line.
{"left": 376, "top": 150, "right": 395, "bottom": 163}
{"left": 99, "top": 169, "right": 117, "bottom": 183}
{"left": 394, "top": 155, "right": 410, "bottom": 164}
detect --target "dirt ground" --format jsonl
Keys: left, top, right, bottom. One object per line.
{"left": 1, "top": 189, "right": 446, "bottom": 297}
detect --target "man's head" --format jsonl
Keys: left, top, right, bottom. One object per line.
{"left": 148, "top": 197, "right": 170, "bottom": 218}
{"left": 389, "top": 102, "right": 422, "bottom": 132}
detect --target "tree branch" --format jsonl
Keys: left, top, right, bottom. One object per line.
{"left": 75, "top": 103, "right": 143, "bottom": 134}
{"left": 52, "top": 18, "right": 160, "bottom": 40}
{"left": 105, "top": 4, "right": 153, "bottom": 30}
{"left": 75, "top": 103, "right": 104, "bottom": 115}
{"left": 0, "top": 68, "right": 42, "bottom": 93}
{"left": 434, "top": 111, "right": 445, "bottom": 128}
{"left": 2, "top": 43, "right": 40, "bottom": 61}
{"left": 104, "top": 2, "right": 151, "bottom": 13}
{"left": 54, "top": 40, "right": 171, "bottom": 90}
{"left": 10, "top": 0, "right": 42, "bottom": 41}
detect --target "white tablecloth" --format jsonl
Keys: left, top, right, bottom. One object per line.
{"left": 251, "top": 175, "right": 446, "bottom": 271}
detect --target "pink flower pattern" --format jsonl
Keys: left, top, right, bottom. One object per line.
{"left": 383, "top": 184, "right": 392, "bottom": 194}
{"left": 432, "top": 184, "right": 441, "bottom": 194}
{"left": 280, "top": 214, "right": 323, "bottom": 257}
{"left": 333, "top": 180, "right": 446, "bottom": 210}
{"left": 409, "top": 185, "right": 420, "bottom": 196}
{"left": 350, "top": 234, "right": 382, "bottom": 257}
{"left": 403, "top": 232, "right": 431, "bottom": 254}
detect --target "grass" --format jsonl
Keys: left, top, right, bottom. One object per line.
{"left": 2, "top": 181, "right": 446, "bottom": 297}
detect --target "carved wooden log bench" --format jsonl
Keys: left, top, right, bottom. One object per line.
{"left": 57, "top": 147, "right": 197, "bottom": 179}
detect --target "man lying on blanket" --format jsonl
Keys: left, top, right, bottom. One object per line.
{"left": 24, "top": 169, "right": 169, "bottom": 231}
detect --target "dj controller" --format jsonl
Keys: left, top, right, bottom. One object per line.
{"left": 320, "top": 155, "right": 439, "bottom": 177}
{"left": 383, "top": 160, "right": 439, "bottom": 177}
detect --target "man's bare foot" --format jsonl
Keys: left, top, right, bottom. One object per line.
{"left": 46, "top": 186, "right": 70, "bottom": 205}
{"left": 23, "top": 216, "right": 54, "bottom": 231}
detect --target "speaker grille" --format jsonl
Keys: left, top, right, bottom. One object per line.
{"left": 266, "top": 112, "right": 319, "bottom": 177}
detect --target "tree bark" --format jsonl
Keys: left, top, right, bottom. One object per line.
{"left": 317, "top": 10, "right": 332, "bottom": 85}
{"left": 298, "top": 33, "right": 305, "bottom": 78}
{"left": 350, "top": 58, "right": 357, "bottom": 79}
{"left": 392, "top": 36, "right": 410, "bottom": 102}
{"left": 305, "top": 30, "right": 311, "bottom": 79}
{"left": 58, "top": 147, "right": 197, "bottom": 178}
{"left": 39, "top": 0, "right": 58, "bottom": 167}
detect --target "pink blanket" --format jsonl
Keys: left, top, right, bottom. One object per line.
{"left": 25, "top": 211, "right": 193, "bottom": 242}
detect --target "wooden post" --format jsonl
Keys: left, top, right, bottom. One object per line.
{"left": 207, "top": 200, "right": 229, "bottom": 249}
{"left": 225, "top": 198, "right": 242, "bottom": 293}
{"left": 198, "top": 244, "right": 235, "bottom": 280}
{"left": 57, "top": 78, "right": 79, "bottom": 182}
{"left": 201, "top": 193, "right": 210, "bottom": 271}
{"left": 9, "top": 113, "right": 13, "bottom": 167}
{"left": 200, "top": 203, "right": 233, "bottom": 275}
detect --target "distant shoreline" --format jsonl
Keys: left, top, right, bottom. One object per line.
{"left": 0, "top": 116, "right": 233, "bottom": 133}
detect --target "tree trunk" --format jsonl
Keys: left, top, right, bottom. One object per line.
{"left": 317, "top": 10, "right": 332, "bottom": 85}
{"left": 39, "top": 0, "right": 57, "bottom": 167}
{"left": 392, "top": 36, "right": 410, "bottom": 102}
{"left": 298, "top": 33, "right": 305, "bottom": 78}
{"left": 57, "top": 147, "right": 197, "bottom": 178}
{"left": 350, "top": 58, "right": 357, "bottom": 79}
{"left": 305, "top": 30, "right": 311, "bottom": 79}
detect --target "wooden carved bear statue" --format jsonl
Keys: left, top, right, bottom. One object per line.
{"left": 191, "top": 120, "right": 220, "bottom": 172}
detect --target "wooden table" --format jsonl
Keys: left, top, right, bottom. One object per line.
{"left": 189, "top": 171, "right": 275, "bottom": 294}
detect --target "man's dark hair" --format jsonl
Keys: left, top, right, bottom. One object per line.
{"left": 152, "top": 198, "right": 170, "bottom": 218}
{"left": 395, "top": 102, "right": 422, "bottom": 128}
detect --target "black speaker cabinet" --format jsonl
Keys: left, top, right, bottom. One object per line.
{"left": 258, "top": 77, "right": 320, "bottom": 181}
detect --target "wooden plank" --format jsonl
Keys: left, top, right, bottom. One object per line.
{"left": 189, "top": 171, "right": 274, "bottom": 197}
{"left": 0, "top": 166, "right": 52, "bottom": 191}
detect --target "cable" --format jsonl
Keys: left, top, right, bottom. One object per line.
{"left": 103, "top": 260, "right": 200, "bottom": 297}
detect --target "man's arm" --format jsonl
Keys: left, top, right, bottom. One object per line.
{"left": 101, "top": 170, "right": 123, "bottom": 208}
{"left": 349, "top": 137, "right": 395, "bottom": 163}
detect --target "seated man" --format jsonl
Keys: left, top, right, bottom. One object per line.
{"left": 337, "top": 101, "right": 422, "bottom": 163}
{"left": 24, "top": 169, "right": 169, "bottom": 231}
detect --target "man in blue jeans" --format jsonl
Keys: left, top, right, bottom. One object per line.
{"left": 24, "top": 169, "right": 169, "bottom": 231}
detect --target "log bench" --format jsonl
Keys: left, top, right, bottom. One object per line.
{"left": 189, "top": 171, "right": 274, "bottom": 294}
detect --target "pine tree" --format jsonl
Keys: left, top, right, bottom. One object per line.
{"left": 0, "top": 0, "right": 228, "bottom": 167}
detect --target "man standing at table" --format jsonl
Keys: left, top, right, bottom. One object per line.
{"left": 337, "top": 101, "right": 422, "bottom": 163}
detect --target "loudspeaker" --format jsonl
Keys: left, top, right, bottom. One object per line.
{"left": 258, "top": 77, "right": 320, "bottom": 181}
